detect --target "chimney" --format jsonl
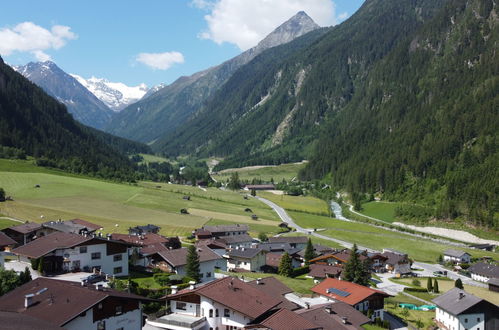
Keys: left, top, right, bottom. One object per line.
{"left": 81, "top": 280, "right": 86, "bottom": 286}
{"left": 305, "top": 302, "right": 310, "bottom": 310}
{"left": 325, "top": 306, "right": 332, "bottom": 314}
{"left": 171, "top": 285, "right": 178, "bottom": 294}
{"left": 96, "top": 284, "right": 104, "bottom": 291}
{"left": 459, "top": 292, "right": 465, "bottom": 300}
{"left": 189, "top": 281, "right": 196, "bottom": 290}
{"left": 341, "top": 317, "right": 348, "bottom": 324}
{"left": 256, "top": 278, "right": 262, "bottom": 285}
{"left": 24, "top": 294, "right": 35, "bottom": 308}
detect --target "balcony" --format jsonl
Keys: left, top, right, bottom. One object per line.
{"left": 146, "top": 314, "right": 207, "bottom": 330}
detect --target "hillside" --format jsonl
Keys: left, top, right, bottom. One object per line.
{"left": 301, "top": 0, "right": 498, "bottom": 228}
{"left": 105, "top": 11, "right": 320, "bottom": 143}
{"left": 156, "top": 0, "right": 448, "bottom": 168}
{"left": 0, "top": 57, "right": 136, "bottom": 180}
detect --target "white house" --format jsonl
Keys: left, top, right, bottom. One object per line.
{"left": 0, "top": 277, "right": 152, "bottom": 330}
{"left": 151, "top": 247, "right": 225, "bottom": 282}
{"left": 433, "top": 288, "right": 499, "bottom": 330}
{"left": 12, "top": 231, "right": 130, "bottom": 276}
{"left": 443, "top": 249, "right": 471, "bottom": 264}
{"left": 224, "top": 247, "right": 267, "bottom": 272}
{"left": 468, "top": 262, "right": 499, "bottom": 283}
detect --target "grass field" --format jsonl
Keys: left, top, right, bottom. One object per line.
{"left": 0, "top": 218, "right": 20, "bottom": 230}
{"left": 359, "top": 202, "right": 401, "bottom": 223}
{"left": 0, "top": 159, "right": 278, "bottom": 237}
{"left": 212, "top": 162, "right": 306, "bottom": 183}
{"left": 385, "top": 294, "right": 436, "bottom": 329}
{"left": 259, "top": 192, "right": 329, "bottom": 215}
{"left": 137, "top": 153, "right": 173, "bottom": 164}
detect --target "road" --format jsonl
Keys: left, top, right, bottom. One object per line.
{"left": 413, "top": 262, "right": 487, "bottom": 288}
{"left": 255, "top": 196, "right": 375, "bottom": 252}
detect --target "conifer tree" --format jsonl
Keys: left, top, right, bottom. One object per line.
{"left": 186, "top": 245, "right": 201, "bottom": 282}
{"left": 455, "top": 278, "right": 464, "bottom": 289}
{"left": 304, "top": 238, "right": 315, "bottom": 265}
{"left": 278, "top": 252, "right": 293, "bottom": 277}
{"left": 427, "top": 277, "right": 433, "bottom": 292}
{"left": 343, "top": 244, "right": 369, "bottom": 286}
{"left": 433, "top": 278, "right": 439, "bottom": 293}
{"left": 0, "top": 188, "right": 5, "bottom": 202}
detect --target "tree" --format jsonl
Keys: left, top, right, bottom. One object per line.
{"left": 343, "top": 244, "right": 370, "bottom": 286}
{"left": 437, "top": 254, "right": 443, "bottom": 263}
{"left": 37, "top": 256, "right": 44, "bottom": 275}
{"left": 250, "top": 189, "right": 256, "bottom": 197}
{"left": 19, "top": 267, "right": 32, "bottom": 285}
{"left": 433, "top": 278, "right": 439, "bottom": 293}
{"left": 278, "top": 252, "right": 293, "bottom": 277}
{"left": 427, "top": 277, "right": 433, "bottom": 292}
{"left": 0, "top": 268, "right": 20, "bottom": 295}
{"left": 258, "top": 232, "right": 268, "bottom": 242}
{"left": 227, "top": 172, "right": 241, "bottom": 190}
{"left": 455, "top": 278, "right": 464, "bottom": 289}
{"left": 185, "top": 245, "right": 201, "bottom": 282}
{"left": 0, "top": 187, "right": 5, "bottom": 202}
{"left": 304, "top": 238, "right": 315, "bottom": 265}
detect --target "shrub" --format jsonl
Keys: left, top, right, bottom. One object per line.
{"left": 412, "top": 279, "right": 421, "bottom": 287}
{"left": 291, "top": 266, "right": 310, "bottom": 278}
{"left": 153, "top": 273, "right": 171, "bottom": 286}
{"left": 404, "top": 287, "right": 429, "bottom": 293}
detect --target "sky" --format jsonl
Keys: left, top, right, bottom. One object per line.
{"left": 0, "top": 0, "right": 365, "bottom": 88}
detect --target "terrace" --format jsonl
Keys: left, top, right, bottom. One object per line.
{"left": 146, "top": 313, "right": 207, "bottom": 330}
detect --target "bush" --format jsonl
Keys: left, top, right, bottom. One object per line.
{"left": 412, "top": 279, "right": 421, "bottom": 287}
{"left": 291, "top": 266, "right": 310, "bottom": 278}
{"left": 153, "top": 273, "right": 171, "bottom": 286}
{"left": 404, "top": 287, "right": 429, "bottom": 293}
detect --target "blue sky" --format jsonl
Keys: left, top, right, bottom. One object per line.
{"left": 0, "top": 0, "right": 365, "bottom": 87}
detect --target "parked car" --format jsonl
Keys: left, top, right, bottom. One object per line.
{"left": 82, "top": 274, "right": 106, "bottom": 284}
{"left": 433, "top": 270, "right": 447, "bottom": 277}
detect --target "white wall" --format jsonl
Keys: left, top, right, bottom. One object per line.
{"left": 200, "top": 296, "right": 251, "bottom": 329}
{"left": 436, "top": 308, "right": 484, "bottom": 330}
{"left": 66, "top": 306, "right": 142, "bottom": 330}
{"left": 174, "top": 259, "right": 222, "bottom": 282}
{"left": 470, "top": 273, "right": 490, "bottom": 283}
{"left": 444, "top": 254, "right": 471, "bottom": 264}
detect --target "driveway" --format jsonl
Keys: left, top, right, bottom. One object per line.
{"left": 375, "top": 273, "right": 406, "bottom": 296}
{"left": 3, "top": 259, "right": 40, "bottom": 279}
{"left": 413, "top": 262, "right": 486, "bottom": 288}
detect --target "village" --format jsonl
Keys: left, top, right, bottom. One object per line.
{"left": 0, "top": 213, "right": 497, "bottom": 330}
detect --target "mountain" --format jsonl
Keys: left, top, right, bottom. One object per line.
{"left": 156, "top": 0, "right": 448, "bottom": 165}
{"left": 71, "top": 74, "right": 149, "bottom": 111}
{"left": 105, "top": 11, "right": 320, "bottom": 143}
{"left": 141, "top": 83, "right": 166, "bottom": 100}
{"left": 13, "top": 61, "right": 114, "bottom": 129}
{"left": 0, "top": 57, "right": 137, "bottom": 180}
{"left": 301, "top": 0, "right": 498, "bottom": 228}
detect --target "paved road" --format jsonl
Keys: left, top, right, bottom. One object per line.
{"left": 413, "top": 262, "right": 487, "bottom": 288}
{"left": 255, "top": 196, "right": 375, "bottom": 252}
{"left": 384, "top": 312, "right": 409, "bottom": 330}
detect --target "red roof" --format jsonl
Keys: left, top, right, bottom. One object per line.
{"left": 0, "top": 231, "right": 16, "bottom": 247}
{"left": 250, "top": 308, "right": 320, "bottom": 330}
{"left": 311, "top": 278, "right": 389, "bottom": 306}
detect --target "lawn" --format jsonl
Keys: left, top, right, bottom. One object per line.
{"left": 137, "top": 153, "right": 173, "bottom": 164}
{"left": 259, "top": 192, "right": 329, "bottom": 215}
{"left": 204, "top": 218, "right": 285, "bottom": 237}
{"left": 212, "top": 162, "right": 306, "bottom": 183}
{"left": 385, "top": 294, "right": 436, "bottom": 329}
{"left": 0, "top": 218, "right": 20, "bottom": 230}
{"left": 359, "top": 202, "right": 401, "bottom": 223}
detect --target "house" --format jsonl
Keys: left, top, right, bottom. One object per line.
{"left": 443, "top": 249, "right": 471, "bottom": 264}
{"left": 218, "top": 233, "right": 254, "bottom": 248}
{"left": 311, "top": 278, "right": 390, "bottom": 320}
{"left": 468, "top": 262, "right": 499, "bottom": 283}
{"left": 307, "top": 264, "right": 343, "bottom": 282}
{"left": 268, "top": 236, "right": 308, "bottom": 249}
{"left": 432, "top": 288, "right": 499, "bottom": 330}
{"left": 246, "top": 308, "right": 321, "bottom": 330}
{"left": 0, "top": 277, "right": 152, "bottom": 330}
{"left": 224, "top": 247, "right": 267, "bottom": 272}
{"left": 380, "top": 250, "right": 411, "bottom": 275}
{"left": 470, "top": 243, "right": 496, "bottom": 251}
{"left": 12, "top": 232, "right": 130, "bottom": 276}
{"left": 264, "top": 252, "right": 302, "bottom": 273}
{"left": 0, "top": 231, "right": 16, "bottom": 251}
{"left": 247, "top": 277, "right": 301, "bottom": 311}
{"left": 296, "top": 244, "right": 336, "bottom": 264}
{"left": 1, "top": 222, "right": 43, "bottom": 246}
{"left": 310, "top": 249, "right": 368, "bottom": 266}
{"left": 41, "top": 218, "right": 102, "bottom": 235}
{"left": 194, "top": 224, "right": 249, "bottom": 239}
{"left": 487, "top": 278, "right": 499, "bottom": 292}
{"left": 151, "top": 247, "right": 225, "bottom": 282}
{"left": 196, "top": 238, "right": 227, "bottom": 256}
{"left": 129, "top": 224, "right": 161, "bottom": 235}
{"left": 244, "top": 184, "right": 276, "bottom": 191}
{"left": 149, "top": 277, "right": 282, "bottom": 330}
{"left": 369, "top": 253, "right": 389, "bottom": 273}
{"left": 297, "top": 302, "right": 371, "bottom": 330}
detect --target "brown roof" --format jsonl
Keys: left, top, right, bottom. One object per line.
{"left": 68, "top": 218, "right": 102, "bottom": 231}
{"left": 167, "top": 277, "right": 281, "bottom": 319}
{"left": 0, "top": 231, "right": 16, "bottom": 247}
{"left": 0, "top": 311, "right": 63, "bottom": 330}
{"left": 268, "top": 236, "right": 308, "bottom": 244}
{"left": 155, "top": 247, "right": 221, "bottom": 267}
{"left": 310, "top": 250, "right": 367, "bottom": 264}
{"left": 111, "top": 232, "right": 168, "bottom": 246}
{"left": 12, "top": 232, "right": 92, "bottom": 258}
{"left": 298, "top": 302, "right": 370, "bottom": 330}
{"left": 381, "top": 251, "right": 409, "bottom": 266}
{"left": 140, "top": 243, "right": 170, "bottom": 255}
{"left": 198, "top": 224, "right": 249, "bottom": 234}
{"left": 5, "top": 222, "right": 42, "bottom": 234}
{"left": 266, "top": 252, "right": 284, "bottom": 268}
{"left": 248, "top": 277, "right": 299, "bottom": 311}
{"left": 196, "top": 238, "right": 227, "bottom": 249}
{"left": 0, "top": 278, "right": 153, "bottom": 327}
{"left": 250, "top": 308, "right": 321, "bottom": 330}
{"left": 311, "top": 278, "right": 390, "bottom": 306}
{"left": 308, "top": 264, "right": 343, "bottom": 279}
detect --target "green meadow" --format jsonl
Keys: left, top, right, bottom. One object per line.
{"left": 359, "top": 201, "right": 401, "bottom": 223}
{"left": 212, "top": 162, "right": 306, "bottom": 183}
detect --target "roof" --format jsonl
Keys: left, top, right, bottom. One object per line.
{"left": 298, "top": 302, "right": 370, "bottom": 330}
{"left": 250, "top": 308, "right": 320, "bottom": 330}
{"left": 69, "top": 218, "right": 102, "bottom": 231}
{"left": 381, "top": 251, "right": 409, "bottom": 266}
{"left": 311, "top": 278, "right": 390, "bottom": 306}
{"left": 4, "top": 222, "right": 42, "bottom": 234}
{"left": 42, "top": 219, "right": 101, "bottom": 234}
{"left": 244, "top": 184, "right": 276, "bottom": 189}
{"left": 248, "top": 277, "right": 299, "bottom": 311}
{"left": 196, "top": 238, "right": 227, "bottom": 249}
{"left": 12, "top": 232, "right": 92, "bottom": 258}
{"left": 468, "top": 262, "right": 499, "bottom": 278}
{"left": 432, "top": 288, "right": 486, "bottom": 315}
{"left": 225, "top": 247, "right": 264, "bottom": 259}
{"left": 268, "top": 236, "right": 308, "bottom": 245}
{"left": 308, "top": 264, "right": 343, "bottom": 279}
{"left": 0, "top": 231, "right": 16, "bottom": 247}
{"left": 297, "top": 244, "right": 336, "bottom": 258}
{"left": 0, "top": 278, "right": 152, "bottom": 327}
{"left": 140, "top": 243, "right": 170, "bottom": 255}
{"left": 198, "top": 224, "right": 249, "bottom": 234}
{"left": 310, "top": 250, "right": 368, "bottom": 264}
{"left": 218, "top": 234, "right": 253, "bottom": 244}
{"left": 155, "top": 247, "right": 221, "bottom": 267}
{"left": 443, "top": 249, "right": 470, "bottom": 258}
{"left": 0, "top": 311, "right": 63, "bottom": 330}
{"left": 266, "top": 252, "right": 284, "bottom": 268}
{"left": 111, "top": 232, "right": 169, "bottom": 246}
{"left": 167, "top": 277, "right": 281, "bottom": 319}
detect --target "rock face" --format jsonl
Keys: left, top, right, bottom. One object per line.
{"left": 71, "top": 74, "right": 149, "bottom": 112}
{"left": 13, "top": 61, "right": 114, "bottom": 129}
{"left": 105, "top": 11, "right": 320, "bottom": 143}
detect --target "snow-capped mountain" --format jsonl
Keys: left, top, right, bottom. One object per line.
{"left": 71, "top": 75, "right": 149, "bottom": 112}
{"left": 141, "top": 83, "right": 166, "bottom": 100}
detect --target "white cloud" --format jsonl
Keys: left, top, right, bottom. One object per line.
{"left": 197, "top": 0, "right": 339, "bottom": 50}
{"left": 0, "top": 22, "right": 76, "bottom": 59}
{"left": 136, "top": 52, "right": 185, "bottom": 70}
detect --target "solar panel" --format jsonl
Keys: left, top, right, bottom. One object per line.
{"left": 327, "top": 288, "right": 351, "bottom": 297}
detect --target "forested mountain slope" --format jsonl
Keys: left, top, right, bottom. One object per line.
{"left": 106, "top": 11, "right": 319, "bottom": 143}
{"left": 302, "top": 0, "right": 498, "bottom": 228}
{"left": 0, "top": 57, "right": 136, "bottom": 180}
{"left": 157, "top": 0, "right": 448, "bottom": 169}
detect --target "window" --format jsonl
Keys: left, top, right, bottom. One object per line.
{"left": 209, "top": 309, "right": 213, "bottom": 317}
{"left": 206, "top": 272, "right": 212, "bottom": 278}
{"left": 464, "top": 318, "right": 468, "bottom": 323}
{"left": 115, "top": 306, "right": 123, "bottom": 315}
{"left": 91, "top": 252, "right": 101, "bottom": 260}
{"left": 97, "top": 320, "right": 105, "bottom": 330}
{"left": 224, "top": 308, "right": 230, "bottom": 317}
{"left": 80, "top": 246, "right": 87, "bottom": 253}
{"left": 215, "top": 309, "right": 219, "bottom": 317}
{"left": 176, "top": 302, "right": 187, "bottom": 310}
{"left": 113, "top": 267, "right": 122, "bottom": 274}
{"left": 113, "top": 254, "right": 122, "bottom": 262}
{"left": 477, "top": 318, "right": 480, "bottom": 322}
